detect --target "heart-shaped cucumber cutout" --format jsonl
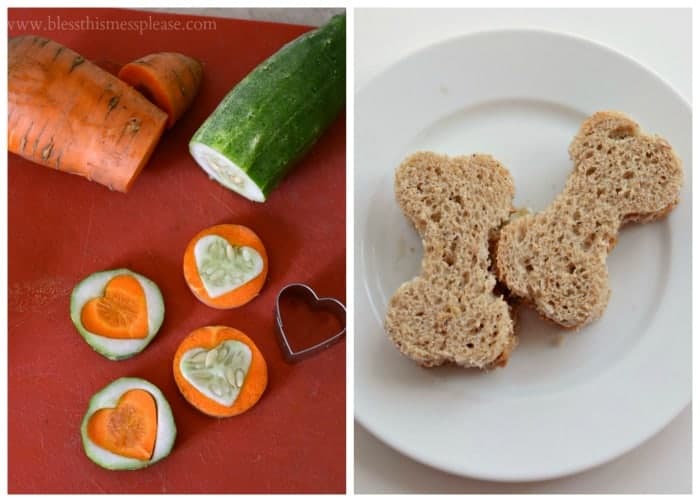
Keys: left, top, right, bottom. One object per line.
{"left": 180, "top": 340, "right": 252, "bottom": 406}
{"left": 194, "top": 235, "right": 263, "bottom": 298}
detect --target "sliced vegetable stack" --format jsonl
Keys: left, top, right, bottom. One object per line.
{"left": 70, "top": 269, "right": 165, "bottom": 360}
{"left": 173, "top": 326, "right": 268, "bottom": 417}
{"left": 183, "top": 224, "right": 268, "bottom": 308}
{"left": 119, "top": 52, "right": 203, "bottom": 129}
{"left": 8, "top": 36, "right": 168, "bottom": 192}
{"left": 189, "top": 13, "right": 346, "bottom": 202}
{"left": 81, "top": 377, "right": 176, "bottom": 470}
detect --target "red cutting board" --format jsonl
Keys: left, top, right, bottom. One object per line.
{"left": 8, "top": 8, "right": 345, "bottom": 494}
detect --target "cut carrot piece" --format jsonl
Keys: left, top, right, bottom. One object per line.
{"left": 8, "top": 35, "right": 167, "bottom": 192}
{"left": 118, "top": 52, "right": 203, "bottom": 129}
{"left": 183, "top": 224, "right": 268, "bottom": 309}
{"left": 81, "top": 274, "right": 149, "bottom": 339}
{"left": 87, "top": 389, "right": 157, "bottom": 461}
{"left": 173, "top": 326, "right": 268, "bottom": 418}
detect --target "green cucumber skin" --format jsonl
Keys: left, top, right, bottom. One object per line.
{"left": 190, "top": 14, "right": 346, "bottom": 197}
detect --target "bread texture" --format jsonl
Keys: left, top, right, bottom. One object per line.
{"left": 385, "top": 152, "right": 517, "bottom": 368}
{"left": 495, "top": 111, "right": 683, "bottom": 328}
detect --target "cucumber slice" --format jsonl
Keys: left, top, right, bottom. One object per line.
{"left": 189, "top": 13, "right": 346, "bottom": 202}
{"left": 80, "top": 377, "right": 176, "bottom": 470}
{"left": 70, "top": 268, "right": 165, "bottom": 360}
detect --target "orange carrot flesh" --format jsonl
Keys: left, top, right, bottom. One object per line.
{"left": 87, "top": 389, "right": 157, "bottom": 460}
{"left": 173, "top": 326, "right": 268, "bottom": 418}
{"left": 81, "top": 274, "right": 149, "bottom": 339}
{"left": 8, "top": 35, "right": 167, "bottom": 192}
{"left": 183, "top": 224, "right": 269, "bottom": 309}
{"left": 118, "top": 52, "right": 203, "bottom": 129}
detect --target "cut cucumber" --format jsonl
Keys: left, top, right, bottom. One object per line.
{"left": 70, "top": 268, "right": 164, "bottom": 360}
{"left": 189, "top": 13, "right": 346, "bottom": 202}
{"left": 80, "top": 377, "right": 176, "bottom": 470}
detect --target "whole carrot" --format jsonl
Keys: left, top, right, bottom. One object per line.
{"left": 8, "top": 35, "right": 167, "bottom": 192}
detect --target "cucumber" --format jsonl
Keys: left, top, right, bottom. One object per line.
{"left": 80, "top": 377, "right": 176, "bottom": 470}
{"left": 189, "top": 14, "right": 346, "bottom": 202}
{"left": 70, "top": 268, "right": 164, "bottom": 360}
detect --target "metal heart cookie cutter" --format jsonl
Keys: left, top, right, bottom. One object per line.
{"left": 274, "top": 283, "right": 346, "bottom": 363}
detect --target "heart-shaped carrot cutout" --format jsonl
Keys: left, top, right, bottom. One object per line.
{"left": 81, "top": 274, "right": 149, "bottom": 339}
{"left": 87, "top": 389, "right": 157, "bottom": 461}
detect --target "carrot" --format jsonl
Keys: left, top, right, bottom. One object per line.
{"left": 8, "top": 35, "right": 167, "bottom": 192}
{"left": 87, "top": 389, "right": 157, "bottom": 460}
{"left": 183, "top": 224, "right": 268, "bottom": 309}
{"left": 173, "top": 326, "right": 268, "bottom": 417}
{"left": 118, "top": 52, "right": 203, "bottom": 129}
{"left": 80, "top": 274, "right": 149, "bottom": 339}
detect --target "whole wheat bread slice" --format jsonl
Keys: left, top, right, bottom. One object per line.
{"left": 495, "top": 111, "right": 683, "bottom": 328}
{"left": 385, "top": 152, "right": 517, "bottom": 368}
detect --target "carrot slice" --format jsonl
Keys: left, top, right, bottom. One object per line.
{"left": 81, "top": 274, "right": 149, "bottom": 339}
{"left": 87, "top": 389, "right": 157, "bottom": 461}
{"left": 8, "top": 35, "right": 167, "bottom": 192}
{"left": 118, "top": 52, "right": 203, "bottom": 129}
{"left": 173, "top": 326, "right": 268, "bottom": 418}
{"left": 183, "top": 224, "right": 268, "bottom": 309}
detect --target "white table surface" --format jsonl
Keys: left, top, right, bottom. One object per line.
{"left": 354, "top": 8, "right": 691, "bottom": 494}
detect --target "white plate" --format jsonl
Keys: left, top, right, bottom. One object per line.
{"left": 354, "top": 30, "right": 691, "bottom": 482}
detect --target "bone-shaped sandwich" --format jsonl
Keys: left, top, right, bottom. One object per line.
{"left": 495, "top": 111, "right": 683, "bottom": 328}
{"left": 385, "top": 152, "right": 517, "bottom": 368}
